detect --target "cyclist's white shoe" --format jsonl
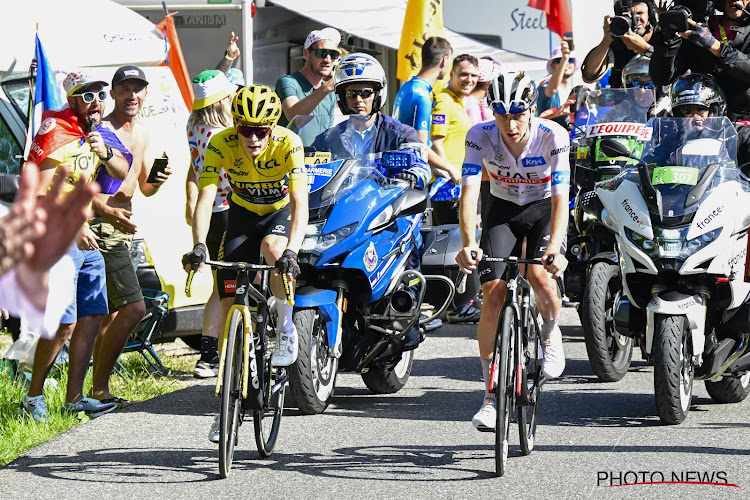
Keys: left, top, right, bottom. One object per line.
{"left": 208, "top": 415, "right": 220, "bottom": 443}
{"left": 542, "top": 325, "right": 566, "bottom": 379}
{"left": 472, "top": 398, "right": 496, "bottom": 432}
{"left": 271, "top": 327, "right": 298, "bottom": 367}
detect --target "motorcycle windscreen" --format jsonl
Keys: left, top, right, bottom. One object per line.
{"left": 639, "top": 117, "right": 744, "bottom": 218}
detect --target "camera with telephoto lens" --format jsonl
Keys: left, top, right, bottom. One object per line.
{"left": 610, "top": 0, "right": 639, "bottom": 37}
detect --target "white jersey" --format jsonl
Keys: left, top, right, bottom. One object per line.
{"left": 462, "top": 117, "right": 571, "bottom": 206}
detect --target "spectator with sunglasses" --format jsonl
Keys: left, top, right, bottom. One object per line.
{"left": 537, "top": 41, "right": 581, "bottom": 117}
{"left": 455, "top": 72, "right": 570, "bottom": 431}
{"left": 22, "top": 72, "right": 134, "bottom": 423}
{"left": 275, "top": 27, "right": 341, "bottom": 140}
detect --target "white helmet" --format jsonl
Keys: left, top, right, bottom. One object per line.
{"left": 333, "top": 53, "right": 387, "bottom": 115}
{"left": 622, "top": 55, "right": 652, "bottom": 88}
{"left": 487, "top": 71, "right": 537, "bottom": 114}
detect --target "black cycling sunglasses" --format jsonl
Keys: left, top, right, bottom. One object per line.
{"left": 236, "top": 125, "right": 272, "bottom": 139}
{"left": 76, "top": 90, "right": 107, "bottom": 103}
{"left": 344, "top": 89, "right": 375, "bottom": 99}
{"left": 314, "top": 48, "right": 340, "bottom": 60}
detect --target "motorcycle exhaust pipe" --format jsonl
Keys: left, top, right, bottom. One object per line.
{"left": 390, "top": 289, "right": 417, "bottom": 314}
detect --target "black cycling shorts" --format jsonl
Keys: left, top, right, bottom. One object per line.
{"left": 206, "top": 210, "right": 229, "bottom": 260}
{"left": 478, "top": 196, "right": 566, "bottom": 284}
{"left": 217, "top": 203, "right": 292, "bottom": 298}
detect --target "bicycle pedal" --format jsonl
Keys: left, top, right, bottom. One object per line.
{"left": 476, "top": 425, "right": 495, "bottom": 433}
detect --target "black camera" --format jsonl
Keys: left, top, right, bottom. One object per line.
{"left": 659, "top": 1, "right": 715, "bottom": 36}
{"left": 611, "top": 12, "right": 638, "bottom": 37}
{"left": 611, "top": 0, "right": 639, "bottom": 37}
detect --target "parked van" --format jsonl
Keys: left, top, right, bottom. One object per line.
{"left": 1, "top": 0, "right": 212, "bottom": 346}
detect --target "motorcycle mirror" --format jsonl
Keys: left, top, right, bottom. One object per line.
{"left": 551, "top": 115, "right": 573, "bottom": 131}
{"left": 599, "top": 139, "right": 633, "bottom": 159}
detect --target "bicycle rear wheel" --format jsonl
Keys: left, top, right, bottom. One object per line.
{"left": 219, "top": 309, "right": 244, "bottom": 479}
{"left": 519, "top": 311, "right": 542, "bottom": 455}
{"left": 495, "top": 306, "right": 517, "bottom": 477}
{"left": 254, "top": 356, "right": 286, "bottom": 457}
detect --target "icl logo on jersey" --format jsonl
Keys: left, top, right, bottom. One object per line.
{"left": 522, "top": 157, "right": 546, "bottom": 167}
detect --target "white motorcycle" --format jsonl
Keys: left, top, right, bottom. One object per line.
{"left": 591, "top": 116, "right": 750, "bottom": 424}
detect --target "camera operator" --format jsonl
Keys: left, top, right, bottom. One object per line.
{"left": 650, "top": 1, "right": 750, "bottom": 121}
{"left": 581, "top": 1, "right": 659, "bottom": 88}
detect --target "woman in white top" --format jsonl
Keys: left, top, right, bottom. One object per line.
{"left": 185, "top": 70, "right": 237, "bottom": 378}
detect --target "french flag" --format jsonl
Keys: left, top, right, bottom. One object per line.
{"left": 24, "top": 33, "right": 63, "bottom": 159}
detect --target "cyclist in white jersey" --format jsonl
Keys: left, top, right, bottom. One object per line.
{"left": 455, "top": 72, "right": 570, "bottom": 431}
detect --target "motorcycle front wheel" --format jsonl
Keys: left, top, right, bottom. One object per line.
{"left": 653, "top": 314, "right": 693, "bottom": 425}
{"left": 288, "top": 308, "right": 338, "bottom": 415}
{"left": 582, "top": 262, "right": 633, "bottom": 382}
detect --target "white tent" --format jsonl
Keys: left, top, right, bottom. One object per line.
{"left": 0, "top": 0, "right": 165, "bottom": 81}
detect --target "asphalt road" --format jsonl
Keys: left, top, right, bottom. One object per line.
{"left": 3, "top": 309, "right": 750, "bottom": 499}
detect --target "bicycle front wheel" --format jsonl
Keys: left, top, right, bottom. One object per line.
{"left": 219, "top": 309, "right": 244, "bottom": 478}
{"left": 254, "top": 356, "right": 286, "bottom": 457}
{"left": 519, "top": 310, "right": 542, "bottom": 455}
{"left": 495, "top": 306, "right": 517, "bottom": 477}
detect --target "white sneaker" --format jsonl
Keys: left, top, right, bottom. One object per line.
{"left": 208, "top": 414, "right": 220, "bottom": 443}
{"left": 22, "top": 394, "right": 49, "bottom": 423}
{"left": 542, "top": 325, "right": 566, "bottom": 379}
{"left": 271, "top": 327, "right": 298, "bottom": 367}
{"left": 472, "top": 398, "right": 496, "bottom": 431}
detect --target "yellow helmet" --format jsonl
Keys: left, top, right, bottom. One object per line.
{"left": 231, "top": 85, "right": 282, "bottom": 125}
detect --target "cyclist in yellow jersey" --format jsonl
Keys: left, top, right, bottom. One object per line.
{"left": 185, "top": 85, "right": 308, "bottom": 373}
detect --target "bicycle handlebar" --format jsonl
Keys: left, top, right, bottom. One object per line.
{"left": 184, "top": 259, "right": 293, "bottom": 305}
{"left": 455, "top": 254, "right": 559, "bottom": 293}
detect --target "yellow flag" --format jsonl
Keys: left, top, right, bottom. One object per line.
{"left": 397, "top": 0, "right": 445, "bottom": 82}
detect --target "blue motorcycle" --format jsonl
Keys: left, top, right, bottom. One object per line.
{"left": 287, "top": 115, "right": 455, "bottom": 414}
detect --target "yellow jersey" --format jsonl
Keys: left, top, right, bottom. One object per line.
{"left": 200, "top": 126, "right": 307, "bottom": 215}
{"left": 431, "top": 88, "right": 471, "bottom": 168}
{"left": 45, "top": 139, "right": 102, "bottom": 193}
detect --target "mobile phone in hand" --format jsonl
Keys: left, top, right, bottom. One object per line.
{"left": 147, "top": 154, "right": 169, "bottom": 184}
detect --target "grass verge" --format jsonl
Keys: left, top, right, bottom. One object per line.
{"left": 0, "top": 333, "right": 198, "bottom": 466}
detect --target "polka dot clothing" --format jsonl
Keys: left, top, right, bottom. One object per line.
{"left": 187, "top": 123, "right": 231, "bottom": 212}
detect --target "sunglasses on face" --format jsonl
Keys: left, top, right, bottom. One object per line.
{"left": 491, "top": 100, "right": 530, "bottom": 116}
{"left": 673, "top": 104, "right": 709, "bottom": 117}
{"left": 344, "top": 89, "right": 375, "bottom": 99}
{"left": 553, "top": 57, "right": 575, "bottom": 64}
{"left": 236, "top": 125, "right": 272, "bottom": 139}
{"left": 627, "top": 80, "right": 656, "bottom": 90}
{"left": 76, "top": 91, "right": 107, "bottom": 103}
{"left": 314, "top": 48, "right": 340, "bottom": 60}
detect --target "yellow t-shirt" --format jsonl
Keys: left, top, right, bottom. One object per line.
{"left": 431, "top": 88, "right": 472, "bottom": 167}
{"left": 200, "top": 126, "right": 307, "bottom": 215}
{"left": 45, "top": 138, "right": 102, "bottom": 193}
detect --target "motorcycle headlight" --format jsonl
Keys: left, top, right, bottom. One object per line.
{"left": 624, "top": 227, "right": 659, "bottom": 257}
{"left": 301, "top": 222, "right": 357, "bottom": 253}
{"left": 301, "top": 222, "right": 326, "bottom": 251}
{"left": 678, "top": 227, "right": 721, "bottom": 260}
